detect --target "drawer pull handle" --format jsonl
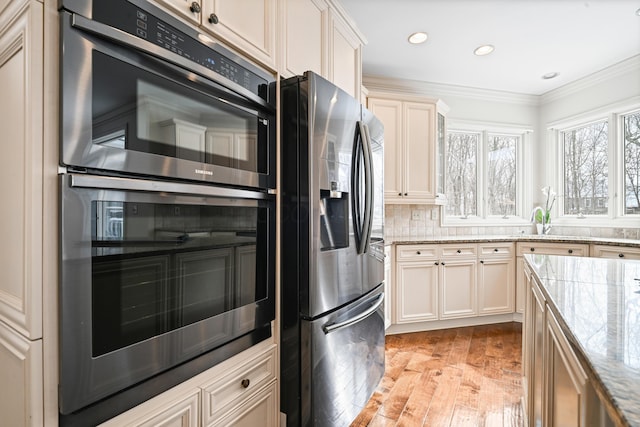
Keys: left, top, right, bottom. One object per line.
{"left": 189, "top": 2, "right": 201, "bottom": 13}
{"left": 241, "top": 379, "right": 250, "bottom": 389}
{"left": 619, "top": 253, "right": 625, "bottom": 258}
{"left": 494, "top": 248, "right": 499, "bottom": 252}
{"left": 568, "top": 249, "right": 573, "bottom": 254}
{"left": 434, "top": 262, "right": 439, "bottom": 266}
{"left": 441, "top": 262, "right": 445, "bottom": 266}
{"left": 456, "top": 249, "right": 461, "bottom": 254}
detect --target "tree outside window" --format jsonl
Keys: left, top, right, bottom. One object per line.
{"left": 624, "top": 110, "right": 640, "bottom": 214}
{"left": 487, "top": 134, "right": 517, "bottom": 217}
{"left": 445, "top": 131, "right": 477, "bottom": 217}
{"left": 562, "top": 121, "right": 608, "bottom": 216}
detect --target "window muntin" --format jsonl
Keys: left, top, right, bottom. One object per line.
{"left": 562, "top": 120, "right": 609, "bottom": 216}
{"left": 445, "top": 131, "right": 478, "bottom": 217}
{"left": 624, "top": 110, "right": 640, "bottom": 215}
{"left": 487, "top": 134, "right": 517, "bottom": 217}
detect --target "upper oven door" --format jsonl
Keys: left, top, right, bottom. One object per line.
{"left": 60, "top": 9, "right": 276, "bottom": 189}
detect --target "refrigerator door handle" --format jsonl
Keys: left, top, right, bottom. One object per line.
{"left": 322, "top": 292, "right": 384, "bottom": 334}
{"left": 353, "top": 121, "right": 372, "bottom": 254}
{"left": 362, "top": 123, "right": 374, "bottom": 254}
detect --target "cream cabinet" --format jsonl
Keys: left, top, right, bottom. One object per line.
{"left": 439, "top": 244, "right": 477, "bottom": 319}
{"left": 0, "top": 0, "right": 43, "bottom": 341}
{"left": 279, "top": 0, "right": 328, "bottom": 78}
{"left": 201, "top": 0, "right": 277, "bottom": 69}
{"left": 545, "top": 309, "right": 588, "bottom": 427}
{"left": 515, "top": 242, "right": 588, "bottom": 315}
{"left": 100, "top": 340, "right": 277, "bottom": 427}
{"left": 394, "top": 244, "right": 476, "bottom": 324}
{"left": 0, "top": 320, "right": 43, "bottom": 427}
{"left": 384, "top": 245, "right": 393, "bottom": 329}
{"left": 152, "top": 0, "right": 277, "bottom": 69}
{"left": 368, "top": 95, "right": 448, "bottom": 205}
{"left": 590, "top": 244, "right": 640, "bottom": 260}
{"left": 327, "top": 4, "right": 362, "bottom": 99}
{"left": 477, "top": 243, "right": 515, "bottom": 316}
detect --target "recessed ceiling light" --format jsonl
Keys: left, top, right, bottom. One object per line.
{"left": 473, "top": 44, "right": 494, "bottom": 56}
{"left": 542, "top": 72, "right": 559, "bottom": 80}
{"left": 408, "top": 32, "right": 428, "bottom": 44}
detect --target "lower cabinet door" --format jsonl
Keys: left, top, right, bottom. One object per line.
{"left": 206, "top": 381, "right": 278, "bottom": 427}
{"left": 440, "top": 260, "right": 477, "bottom": 319}
{"left": 396, "top": 262, "right": 438, "bottom": 322}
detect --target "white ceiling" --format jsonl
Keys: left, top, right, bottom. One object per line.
{"left": 339, "top": 0, "right": 640, "bottom": 95}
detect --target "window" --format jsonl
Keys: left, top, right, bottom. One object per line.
{"left": 555, "top": 108, "right": 640, "bottom": 222}
{"left": 561, "top": 120, "right": 608, "bottom": 216}
{"left": 624, "top": 110, "right": 640, "bottom": 214}
{"left": 445, "top": 128, "right": 523, "bottom": 221}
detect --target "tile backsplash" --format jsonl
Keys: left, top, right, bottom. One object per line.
{"left": 384, "top": 204, "right": 640, "bottom": 240}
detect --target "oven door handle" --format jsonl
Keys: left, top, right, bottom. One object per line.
{"left": 69, "top": 174, "right": 271, "bottom": 200}
{"left": 70, "top": 13, "right": 271, "bottom": 111}
{"left": 322, "top": 292, "right": 384, "bottom": 334}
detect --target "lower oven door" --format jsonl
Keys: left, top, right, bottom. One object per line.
{"left": 59, "top": 173, "right": 275, "bottom": 417}
{"left": 301, "top": 285, "right": 385, "bottom": 427}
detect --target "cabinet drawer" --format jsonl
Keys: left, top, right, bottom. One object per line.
{"left": 201, "top": 344, "right": 276, "bottom": 425}
{"left": 516, "top": 243, "right": 588, "bottom": 257}
{"left": 479, "top": 242, "right": 514, "bottom": 258}
{"left": 591, "top": 244, "right": 640, "bottom": 260}
{"left": 396, "top": 244, "right": 438, "bottom": 261}
{"left": 440, "top": 244, "right": 477, "bottom": 258}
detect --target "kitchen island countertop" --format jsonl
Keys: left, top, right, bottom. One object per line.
{"left": 526, "top": 254, "right": 640, "bottom": 427}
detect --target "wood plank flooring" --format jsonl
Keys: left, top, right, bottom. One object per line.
{"left": 350, "top": 322, "right": 524, "bottom": 427}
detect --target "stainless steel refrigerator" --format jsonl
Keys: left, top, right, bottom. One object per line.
{"left": 280, "top": 71, "right": 385, "bottom": 427}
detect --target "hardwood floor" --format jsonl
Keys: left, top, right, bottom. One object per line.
{"left": 351, "top": 322, "right": 524, "bottom": 427}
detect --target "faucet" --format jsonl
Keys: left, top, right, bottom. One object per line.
{"left": 530, "top": 206, "right": 551, "bottom": 235}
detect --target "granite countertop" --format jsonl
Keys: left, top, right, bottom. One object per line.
{"left": 525, "top": 254, "right": 640, "bottom": 427}
{"left": 387, "top": 234, "right": 640, "bottom": 248}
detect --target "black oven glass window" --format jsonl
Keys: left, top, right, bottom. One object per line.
{"left": 91, "top": 200, "right": 268, "bottom": 357}
{"left": 91, "top": 51, "right": 267, "bottom": 173}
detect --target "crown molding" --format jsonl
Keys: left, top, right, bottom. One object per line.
{"left": 540, "top": 55, "right": 640, "bottom": 105}
{"left": 363, "top": 75, "right": 540, "bottom": 106}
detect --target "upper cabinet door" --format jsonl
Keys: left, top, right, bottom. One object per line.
{"left": 202, "top": 0, "right": 277, "bottom": 70}
{"left": 0, "top": 0, "right": 43, "bottom": 339}
{"left": 327, "top": 8, "right": 362, "bottom": 100}
{"left": 368, "top": 98, "right": 403, "bottom": 201}
{"left": 403, "top": 102, "right": 436, "bottom": 201}
{"left": 280, "top": 0, "right": 328, "bottom": 78}
{"left": 154, "top": 0, "right": 203, "bottom": 25}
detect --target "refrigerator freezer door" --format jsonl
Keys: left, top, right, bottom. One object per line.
{"left": 301, "top": 285, "right": 385, "bottom": 427}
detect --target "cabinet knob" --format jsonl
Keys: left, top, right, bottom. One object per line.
{"left": 530, "top": 247, "right": 535, "bottom": 252}
{"left": 241, "top": 378, "right": 250, "bottom": 388}
{"left": 398, "top": 192, "right": 402, "bottom": 196}
{"left": 494, "top": 248, "right": 499, "bottom": 252}
{"left": 480, "top": 260, "right": 484, "bottom": 264}
{"left": 568, "top": 249, "right": 573, "bottom": 254}
{"left": 619, "top": 253, "right": 625, "bottom": 258}
{"left": 456, "top": 249, "right": 461, "bottom": 254}
{"left": 208, "top": 13, "right": 219, "bottom": 24}
{"left": 404, "top": 193, "right": 408, "bottom": 196}
{"left": 441, "top": 262, "right": 445, "bottom": 266}
{"left": 189, "top": 2, "right": 201, "bottom": 13}
{"left": 417, "top": 251, "right": 421, "bottom": 255}
{"left": 434, "top": 262, "right": 439, "bottom": 266}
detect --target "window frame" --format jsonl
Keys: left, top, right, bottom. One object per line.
{"left": 442, "top": 120, "right": 532, "bottom": 226}
{"left": 549, "top": 101, "right": 640, "bottom": 228}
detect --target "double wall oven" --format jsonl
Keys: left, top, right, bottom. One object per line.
{"left": 58, "top": 0, "right": 276, "bottom": 425}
